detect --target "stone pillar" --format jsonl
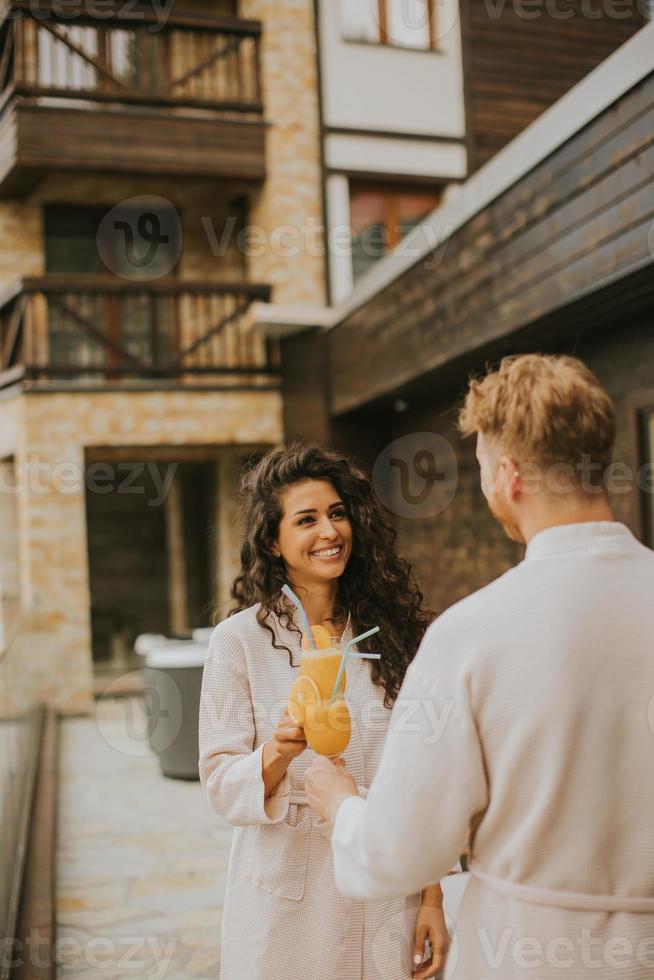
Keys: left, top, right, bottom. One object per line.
{"left": 0, "top": 459, "right": 18, "bottom": 647}
{"left": 18, "top": 413, "right": 94, "bottom": 715}
{"left": 239, "top": 0, "right": 326, "bottom": 306}
{"left": 214, "top": 453, "right": 246, "bottom": 622}
{"left": 165, "top": 475, "right": 189, "bottom": 635}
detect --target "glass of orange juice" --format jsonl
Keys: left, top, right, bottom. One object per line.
{"left": 288, "top": 627, "right": 352, "bottom": 758}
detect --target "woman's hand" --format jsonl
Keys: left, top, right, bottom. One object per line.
{"left": 412, "top": 904, "right": 450, "bottom": 979}
{"left": 262, "top": 708, "right": 307, "bottom": 799}
{"left": 271, "top": 707, "right": 307, "bottom": 761}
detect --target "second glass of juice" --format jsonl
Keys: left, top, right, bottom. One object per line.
{"left": 301, "top": 639, "right": 346, "bottom": 700}
{"left": 300, "top": 640, "right": 351, "bottom": 757}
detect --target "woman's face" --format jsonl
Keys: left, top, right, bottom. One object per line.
{"left": 272, "top": 479, "right": 353, "bottom": 586}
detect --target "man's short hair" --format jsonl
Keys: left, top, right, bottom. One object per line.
{"left": 458, "top": 354, "right": 616, "bottom": 486}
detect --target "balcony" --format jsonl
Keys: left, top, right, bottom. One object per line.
{"left": 0, "top": 2, "right": 266, "bottom": 195}
{"left": 0, "top": 276, "right": 279, "bottom": 388}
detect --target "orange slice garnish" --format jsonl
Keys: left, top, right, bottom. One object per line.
{"left": 301, "top": 625, "right": 334, "bottom": 651}
{"left": 288, "top": 675, "right": 320, "bottom": 725}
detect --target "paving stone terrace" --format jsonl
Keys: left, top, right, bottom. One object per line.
{"left": 56, "top": 696, "right": 230, "bottom": 979}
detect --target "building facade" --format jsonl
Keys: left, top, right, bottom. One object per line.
{"left": 0, "top": 0, "right": 648, "bottom": 712}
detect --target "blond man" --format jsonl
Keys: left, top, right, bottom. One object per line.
{"left": 307, "top": 354, "right": 654, "bottom": 980}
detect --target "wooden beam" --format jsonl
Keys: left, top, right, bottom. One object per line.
{"left": 11, "top": 2, "right": 263, "bottom": 35}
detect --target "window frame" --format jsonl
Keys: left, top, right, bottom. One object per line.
{"left": 43, "top": 203, "right": 182, "bottom": 279}
{"left": 348, "top": 179, "right": 444, "bottom": 281}
{"left": 341, "top": 0, "right": 440, "bottom": 52}
{"left": 626, "top": 388, "right": 654, "bottom": 546}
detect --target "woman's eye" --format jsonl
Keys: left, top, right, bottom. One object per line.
{"left": 330, "top": 510, "right": 346, "bottom": 520}
{"left": 297, "top": 516, "right": 314, "bottom": 526}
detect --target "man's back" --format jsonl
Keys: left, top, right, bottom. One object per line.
{"left": 437, "top": 522, "right": 654, "bottom": 978}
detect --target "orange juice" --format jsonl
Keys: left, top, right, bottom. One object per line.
{"left": 300, "top": 648, "right": 346, "bottom": 700}
{"left": 288, "top": 640, "right": 352, "bottom": 757}
{"left": 304, "top": 698, "right": 351, "bottom": 757}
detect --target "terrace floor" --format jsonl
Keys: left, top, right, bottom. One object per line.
{"left": 56, "top": 696, "right": 231, "bottom": 979}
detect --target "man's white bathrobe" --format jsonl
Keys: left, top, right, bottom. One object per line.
{"left": 331, "top": 522, "right": 654, "bottom": 979}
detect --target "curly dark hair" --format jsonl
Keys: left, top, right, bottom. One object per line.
{"left": 229, "top": 443, "right": 432, "bottom": 707}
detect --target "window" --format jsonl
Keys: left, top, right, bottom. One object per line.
{"left": 341, "top": 0, "right": 437, "bottom": 50}
{"left": 43, "top": 205, "right": 178, "bottom": 369}
{"left": 349, "top": 182, "right": 442, "bottom": 282}
{"left": 44, "top": 205, "right": 176, "bottom": 280}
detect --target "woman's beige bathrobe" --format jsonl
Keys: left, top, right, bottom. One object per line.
{"left": 330, "top": 522, "right": 654, "bottom": 980}
{"left": 198, "top": 605, "right": 420, "bottom": 979}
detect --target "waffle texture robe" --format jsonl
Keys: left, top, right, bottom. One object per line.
{"left": 331, "top": 522, "right": 654, "bottom": 980}
{"left": 199, "top": 605, "right": 422, "bottom": 979}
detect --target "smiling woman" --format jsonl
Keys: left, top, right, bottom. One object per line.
{"left": 229, "top": 444, "right": 428, "bottom": 703}
{"left": 198, "top": 444, "right": 451, "bottom": 980}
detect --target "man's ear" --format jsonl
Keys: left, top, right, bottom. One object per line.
{"left": 499, "top": 456, "right": 522, "bottom": 499}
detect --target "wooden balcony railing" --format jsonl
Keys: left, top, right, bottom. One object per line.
{"left": 0, "top": 2, "right": 263, "bottom": 114}
{"left": 0, "top": 277, "right": 279, "bottom": 386}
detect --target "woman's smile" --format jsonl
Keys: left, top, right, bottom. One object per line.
{"left": 310, "top": 544, "right": 344, "bottom": 561}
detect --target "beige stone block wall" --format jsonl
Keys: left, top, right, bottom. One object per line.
{"left": 0, "top": 202, "right": 43, "bottom": 287}
{"left": 240, "top": 0, "right": 326, "bottom": 306}
{"left": 4, "top": 388, "right": 282, "bottom": 714}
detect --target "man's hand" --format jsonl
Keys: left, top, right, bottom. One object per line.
{"left": 305, "top": 756, "right": 358, "bottom": 824}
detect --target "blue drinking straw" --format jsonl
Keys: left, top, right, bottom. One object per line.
{"left": 331, "top": 627, "right": 380, "bottom": 700}
{"left": 281, "top": 584, "right": 316, "bottom": 653}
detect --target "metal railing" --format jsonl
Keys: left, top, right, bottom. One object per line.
{"left": 0, "top": 276, "right": 278, "bottom": 385}
{"left": 0, "top": 2, "right": 263, "bottom": 114}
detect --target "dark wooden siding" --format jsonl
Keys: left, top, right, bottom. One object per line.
{"left": 326, "top": 70, "right": 654, "bottom": 417}
{"left": 459, "top": 0, "right": 647, "bottom": 171}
